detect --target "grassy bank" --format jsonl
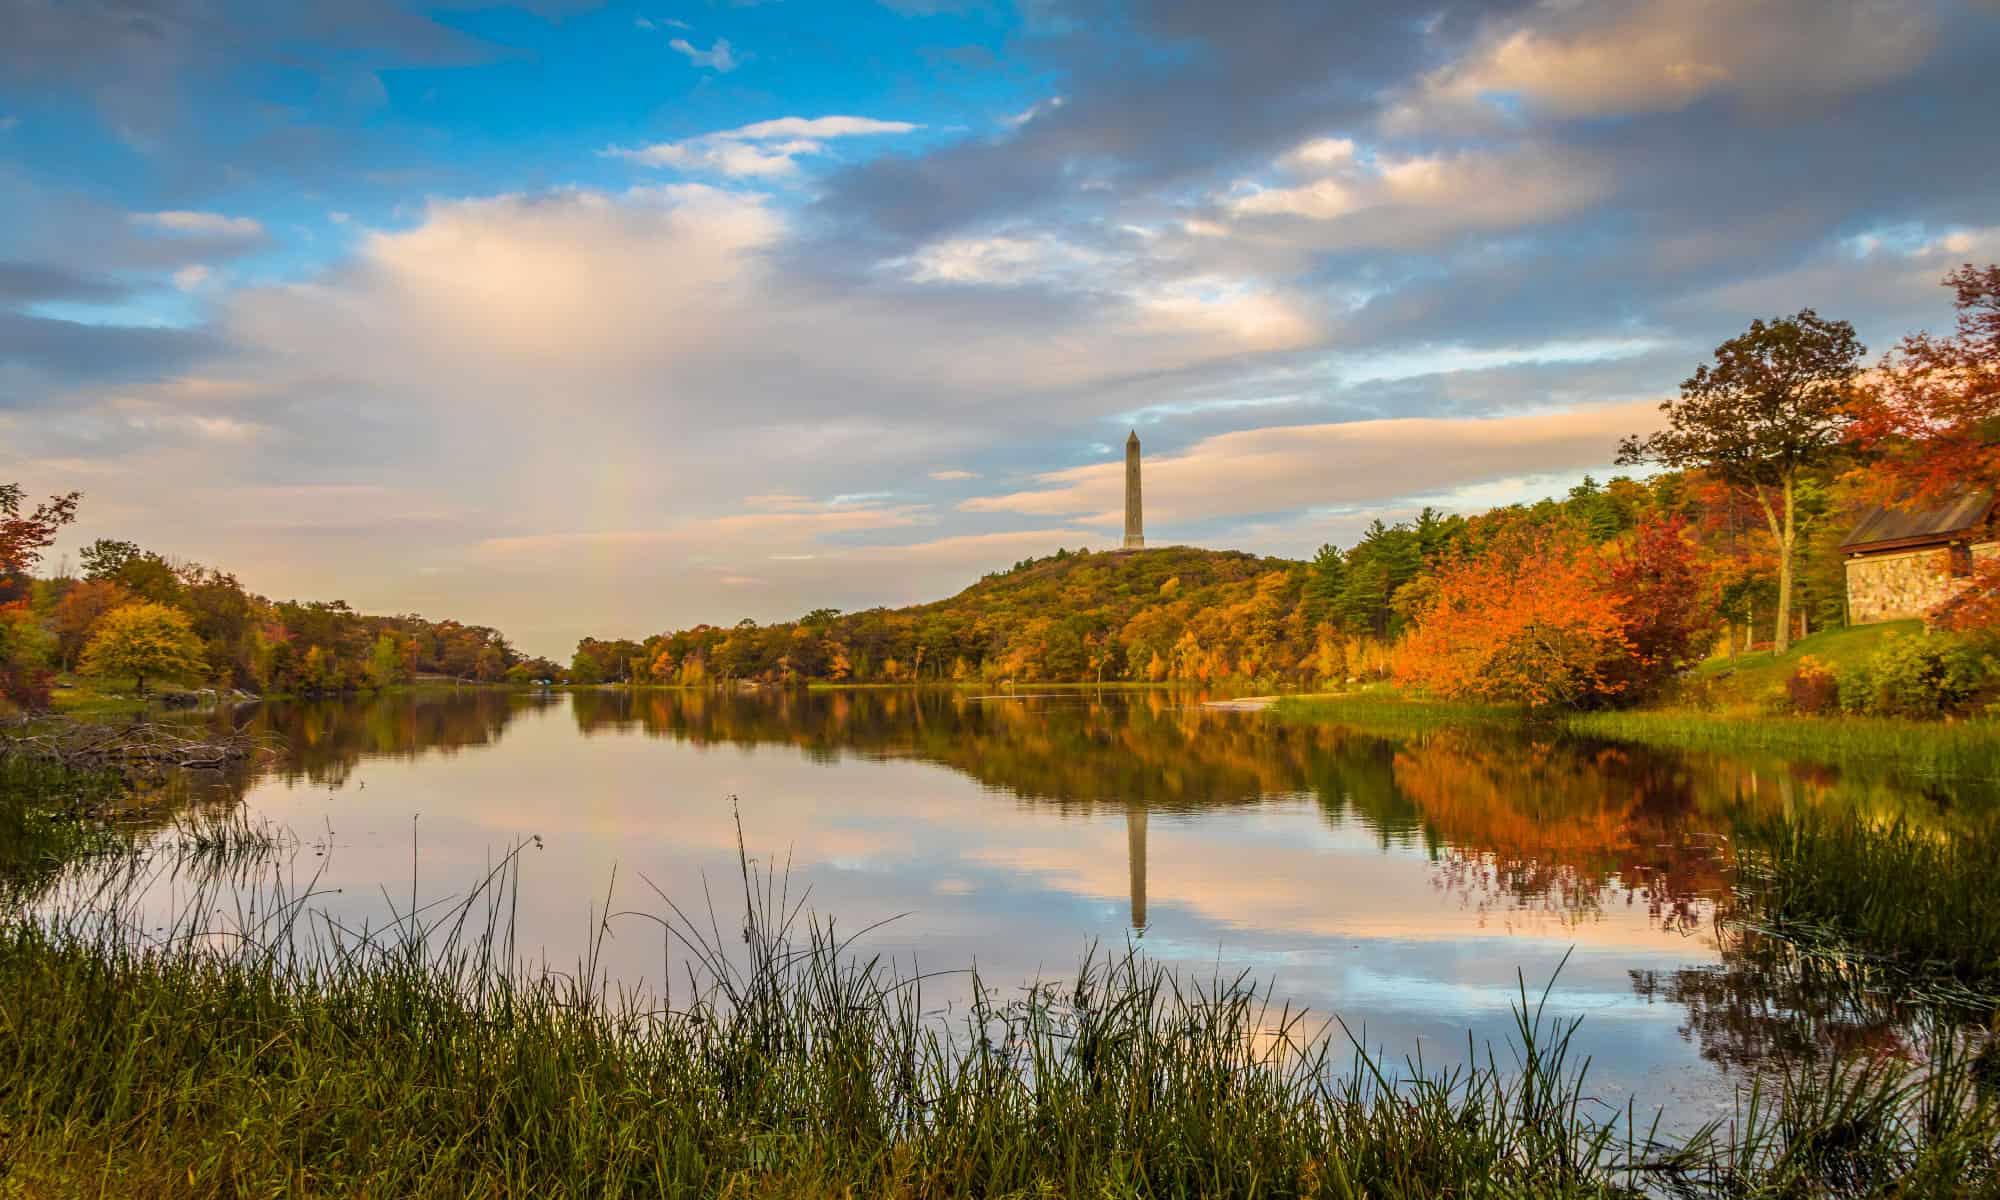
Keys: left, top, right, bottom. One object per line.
{"left": 5, "top": 846, "right": 1999, "bottom": 1199}
{"left": 1565, "top": 709, "right": 2000, "bottom": 782}
{"left": 1275, "top": 692, "right": 2000, "bottom": 783}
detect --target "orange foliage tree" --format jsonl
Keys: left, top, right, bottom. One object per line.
{"left": 1392, "top": 525, "right": 1632, "bottom": 707}
{"left": 1395, "top": 520, "right": 1711, "bottom": 707}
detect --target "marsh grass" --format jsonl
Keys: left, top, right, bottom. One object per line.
{"left": 0, "top": 758, "right": 127, "bottom": 900}
{"left": 1275, "top": 694, "right": 1531, "bottom": 735}
{"left": 3, "top": 822, "right": 1999, "bottom": 1197}
{"left": 1731, "top": 811, "right": 2000, "bottom": 1008}
{"left": 1565, "top": 711, "right": 2000, "bottom": 784}
{"left": 1279, "top": 693, "right": 2000, "bottom": 786}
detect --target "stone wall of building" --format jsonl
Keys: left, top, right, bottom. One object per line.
{"left": 1846, "top": 540, "right": 1998, "bottom": 624}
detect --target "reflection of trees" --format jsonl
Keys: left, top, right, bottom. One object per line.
{"left": 1384, "top": 729, "right": 1724, "bottom": 931}
{"left": 1631, "top": 925, "right": 1925, "bottom": 1070}
{"left": 569, "top": 688, "right": 1349, "bottom": 813}
{"left": 191, "top": 689, "right": 549, "bottom": 794}
{"left": 568, "top": 690, "right": 1733, "bottom": 927}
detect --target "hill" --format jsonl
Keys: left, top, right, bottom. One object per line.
{"left": 574, "top": 545, "right": 1324, "bottom": 687}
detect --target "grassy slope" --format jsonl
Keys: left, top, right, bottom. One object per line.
{"left": 1682, "top": 620, "right": 1924, "bottom": 712}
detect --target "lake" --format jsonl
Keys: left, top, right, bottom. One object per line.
{"left": 93, "top": 686, "right": 1987, "bottom": 1126}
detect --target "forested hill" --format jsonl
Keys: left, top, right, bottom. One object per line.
{"left": 574, "top": 544, "right": 1318, "bottom": 687}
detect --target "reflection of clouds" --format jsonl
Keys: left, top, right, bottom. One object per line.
{"left": 123, "top": 687, "right": 1960, "bottom": 1126}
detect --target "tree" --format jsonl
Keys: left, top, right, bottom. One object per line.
{"left": 1, "top": 484, "right": 81, "bottom": 603}
{"left": 1619, "top": 310, "right": 1864, "bottom": 653}
{"left": 77, "top": 602, "right": 208, "bottom": 695}
{"left": 1392, "top": 525, "right": 1632, "bottom": 708}
{"left": 1599, "top": 518, "right": 1713, "bottom": 696}
{"left": 50, "top": 579, "right": 131, "bottom": 671}
{"left": 1845, "top": 264, "right": 2000, "bottom": 505}
{"left": 78, "top": 538, "right": 141, "bottom": 582}
{"left": 368, "top": 633, "right": 405, "bottom": 688}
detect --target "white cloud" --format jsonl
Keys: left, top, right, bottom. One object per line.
{"left": 1220, "top": 142, "right": 1610, "bottom": 245}
{"left": 728, "top": 117, "right": 918, "bottom": 139}
{"left": 669, "top": 36, "right": 739, "bottom": 72}
{"left": 1001, "top": 96, "right": 1065, "bottom": 128}
{"left": 171, "top": 264, "right": 213, "bottom": 292}
{"left": 929, "top": 469, "right": 979, "bottom": 481}
{"left": 604, "top": 115, "right": 920, "bottom": 178}
{"left": 635, "top": 16, "right": 692, "bottom": 31}
{"left": 0, "top": 115, "right": 18, "bottom": 133}
{"left": 132, "top": 210, "right": 266, "bottom": 239}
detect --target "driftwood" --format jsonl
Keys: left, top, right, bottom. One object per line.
{"left": 0, "top": 719, "right": 273, "bottom": 775}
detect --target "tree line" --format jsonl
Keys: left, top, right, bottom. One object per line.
{"left": 0, "top": 524, "right": 545, "bottom": 707}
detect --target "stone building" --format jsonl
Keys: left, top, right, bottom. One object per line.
{"left": 1840, "top": 491, "right": 1996, "bottom": 624}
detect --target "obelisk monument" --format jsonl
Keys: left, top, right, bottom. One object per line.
{"left": 1122, "top": 429, "right": 1145, "bottom": 550}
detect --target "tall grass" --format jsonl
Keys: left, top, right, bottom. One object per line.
{"left": 1732, "top": 810, "right": 2000, "bottom": 1007}
{"left": 1566, "top": 711, "right": 2000, "bottom": 784}
{"left": 4, "top": 829, "right": 1999, "bottom": 1197}
{"left": 0, "top": 757, "right": 126, "bottom": 899}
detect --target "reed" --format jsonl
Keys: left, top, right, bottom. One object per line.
{"left": 3, "top": 826, "right": 1997, "bottom": 1197}
{"left": 1565, "top": 711, "right": 2000, "bottom": 783}
{"left": 1732, "top": 810, "right": 2000, "bottom": 1006}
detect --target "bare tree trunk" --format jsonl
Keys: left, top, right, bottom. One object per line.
{"left": 1774, "top": 475, "right": 1796, "bottom": 654}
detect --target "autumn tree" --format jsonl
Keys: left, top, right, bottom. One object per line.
{"left": 51, "top": 578, "right": 131, "bottom": 671}
{"left": 1599, "top": 518, "right": 1712, "bottom": 695}
{"left": 369, "top": 633, "right": 406, "bottom": 688}
{"left": 1393, "top": 526, "right": 1631, "bottom": 707}
{"left": 1, "top": 483, "right": 80, "bottom": 603}
{"left": 1846, "top": 264, "right": 2000, "bottom": 505}
{"left": 77, "top": 602, "right": 208, "bottom": 695}
{"left": 1619, "top": 310, "right": 1864, "bottom": 652}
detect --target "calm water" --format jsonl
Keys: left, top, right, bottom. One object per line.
{"left": 104, "top": 688, "right": 1988, "bottom": 1121}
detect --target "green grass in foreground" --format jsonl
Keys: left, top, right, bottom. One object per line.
{"left": 5, "top": 840, "right": 2000, "bottom": 1198}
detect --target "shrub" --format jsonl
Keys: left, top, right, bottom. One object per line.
{"left": 1784, "top": 655, "right": 1840, "bottom": 715}
{"left": 1839, "top": 634, "right": 1986, "bottom": 718}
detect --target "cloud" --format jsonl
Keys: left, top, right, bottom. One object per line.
{"left": 635, "top": 16, "right": 693, "bottom": 31}
{"left": 172, "top": 264, "right": 214, "bottom": 292}
{"left": 604, "top": 116, "right": 920, "bottom": 178}
{"left": 0, "top": 261, "right": 125, "bottom": 306}
{"left": 133, "top": 211, "right": 267, "bottom": 240}
{"left": 929, "top": 469, "right": 979, "bottom": 481}
{"left": 1215, "top": 142, "right": 1613, "bottom": 249}
{"left": 0, "top": 116, "right": 17, "bottom": 132}
{"left": 669, "top": 37, "right": 739, "bottom": 72}
{"left": 961, "top": 402, "right": 1663, "bottom": 528}
{"left": 1396, "top": 0, "right": 1938, "bottom": 128}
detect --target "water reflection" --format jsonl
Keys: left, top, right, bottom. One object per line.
{"left": 124, "top": 685, "right": 1989, "bottom": 1111}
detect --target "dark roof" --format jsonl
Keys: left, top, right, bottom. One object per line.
{"left": 1840, "top": 491, "right": 1995, "bottom": 553}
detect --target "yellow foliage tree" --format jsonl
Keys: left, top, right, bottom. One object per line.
{"left": 77, "top": 601, "right": 207, "bottom": 695}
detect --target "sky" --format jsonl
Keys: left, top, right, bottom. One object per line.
{"left": 3, "top": 0, "right": 1997, "bottom": 656}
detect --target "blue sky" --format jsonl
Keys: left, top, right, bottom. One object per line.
{"left": 4, "top": 0, "right": 1998, "bottom": 654}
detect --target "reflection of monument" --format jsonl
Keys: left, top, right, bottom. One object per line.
{"left": 1127, "top": 804, "right": 1147, "bottom": 934}
{"left": 1122, "top": 430, "right": 1145, "bottom": 550}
